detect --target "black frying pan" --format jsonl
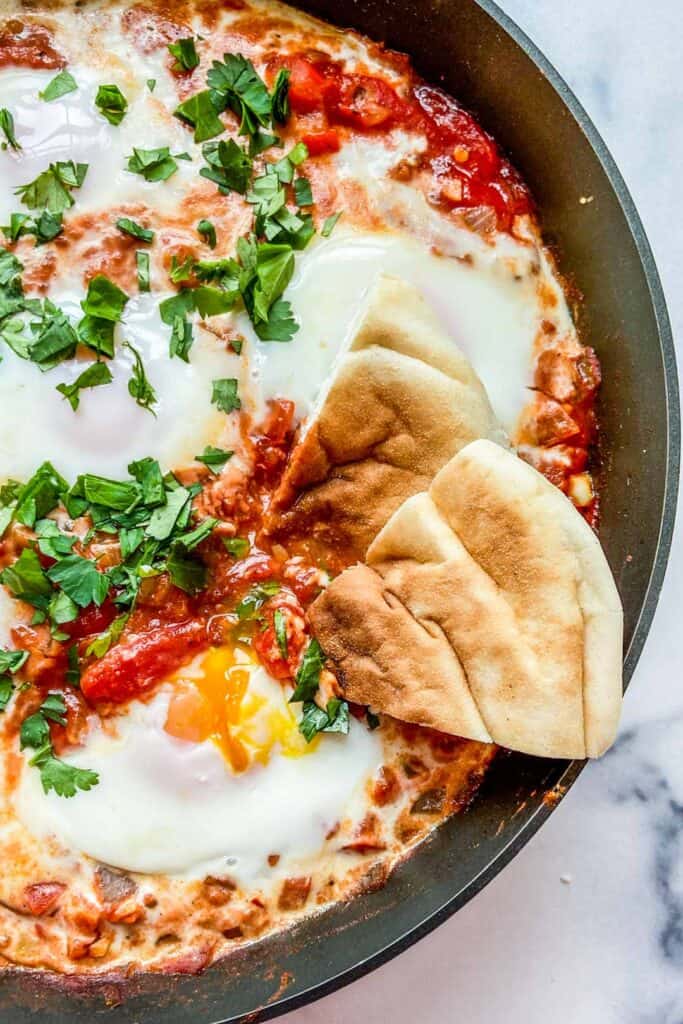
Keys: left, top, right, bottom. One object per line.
{"left": 1, "top": 0, "right": 678, "bottom": 1020}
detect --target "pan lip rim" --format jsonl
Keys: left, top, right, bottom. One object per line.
{"left": 230, "top": 0, "right": 680, "bottom": 1019}
{"left": 3, "top": 0, "right": 679, "bottom": 1020}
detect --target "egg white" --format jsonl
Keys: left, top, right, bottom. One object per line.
{"left": 16, "top": 666, "right": 383, "bottom": 882}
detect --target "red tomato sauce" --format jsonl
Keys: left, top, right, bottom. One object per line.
{"left": 0, "top": 20, "right": 65, "bottom": 70}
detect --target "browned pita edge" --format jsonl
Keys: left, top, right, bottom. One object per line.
{"left": 266, "top": 274, "right": 505, "bottom": 558}
{"left": 310, "top": 439, "right": 623, "bottom": 760}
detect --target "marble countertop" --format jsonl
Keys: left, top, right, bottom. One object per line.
{"left": 281, "top": 2, "right": 683, "bottom": 1022}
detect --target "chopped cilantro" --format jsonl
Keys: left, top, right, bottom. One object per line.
{"left": 147, "top": 485, "right": 191, "bottom": 541}
{"left": 169, "top": 314, "right": 194, "bottom": 361}
{"left": 294, "top": 176, "right": 313, "bottom": 207}
{"left": 169, "top": 254, "right": 194, "bottom": 284}
{"left": 197, "top": 219, "right": 216, "bottom": 248}
{"left": 13, "top": 461, "right": 66, "bottom": 527}
{"left": 95, "top": 84, "right": 128, "bottom": 125}
{"left": 123, "top": 340, "right": 157, "bottom": 414}
{"left": 211, "top": 377, "right": 240, "bottom": 413}
{"left": 195, "top": 445, "right": 233, "bottom": 473}
{"left": 208, "top": 54, "right": 272, "bottom": 138}
{"left": 200, "top": 138, "right": 252, "bottom": 194}
{"left": 271, "top": 68, "right": 290, "bottom": 124}
{"left": 80, "top": 274, "right": 128, "bottom": 322}
{"left": 0, "top": 648, "right": 28, "bottom": 675}
{"left": 1, "top": 547, "right": 52, "bottom": 608}
{"left": 85, "top": 611, "right": 128, "bottom": 658}
{"left": 116, "top": 217, "right": 154, "bottom": 243}
{"left": 126, "top": 146, "right": 178, "bottom": 182}
{"left": 128, "top": 457, "right": 165, "bottom": 505}
{"left": 56, "top": 360, "right": 113, "bottom": 410}
{"left": 47, "top": 554, "right": 109, "bottom": 607}
{"left": 147, "top": 78, "right": 156, "bottom": 92}
{"left": 82, "top": 473, "right": 138, "bottom": 510}
{"left": 30, "top": 307, "right": 79, "bottom": 369}
{"left": 77, "top": 314, "right": 114, "bottom": 358}
{"left": 223, "top": 536, "right": 249, "bottom": 559}
{"left": 290, "top": 639, "right": 324, "bottom": 703}
{"left": 174, "top": 90, "right": 223, "bottom": 142}
{"left": 235, "top": 581, "right": 280, "bottom": 620}
{"left": 0, "top": 108, "right": 21, "bottom": 150}
{"left": 14, "top": 161, "right": 88, "bottom": 214}
{"left": 193, "top": 284, "right": 237, "bottom": 317}
{"left": 299, "top": 698, "right": 349, "bottom": 742}
{"left": 21, "top": 693, "right": 98, "bottom": 796}
{"left": 166, "top": 543, "right": 207, "bottom": 593}
{"left": 39, "top": 70, "right": 77, "bottom": 102}
{"left": 168, "top": 37, "right": 200, "bottom": 72}
{"left": 34, "top": 518, "right": 78, "bottom": 559}
{"left": 273, "top": 607, "right": 288, "bottom": 659}
{"left": 0, "top": 678, "right": 14, "bottom": 712}
{"left": 321, "top": 211, "right": 342, "bottom": 237}
{"left": 136, "top": 250, "right": 150, "bottom": 292}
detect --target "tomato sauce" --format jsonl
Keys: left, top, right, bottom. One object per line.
{"left": 0, "top": 20, "right": 65, "bottom": 70}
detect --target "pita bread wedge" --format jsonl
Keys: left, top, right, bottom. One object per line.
{"left": 310, "top": 439, "right": 623, "bottom": 759}
{"left": 268, "top": 274, "right": 505, "bottom": 557}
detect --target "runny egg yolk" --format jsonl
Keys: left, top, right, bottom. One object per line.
{"left": 164, "top": 645, "right": 317, "bottom": 771}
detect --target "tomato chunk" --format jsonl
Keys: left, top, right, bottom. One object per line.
{"left": 252, "top": 591, "right": 308, "bottom": 680}
{"left": 302, "top": 129, "right": 340, "bottom": 156}
{"left": 287, "top": 57, "right": 330, "bottom": 113}
{"left": 23, "top": 882, "right": 65, "bottom": 916}
{"left": 81, "top": 619, "right": 207, "bottom": 704}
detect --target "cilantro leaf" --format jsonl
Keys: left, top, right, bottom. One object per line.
{"left": 0, "top": 547, "right": 52, "bottom": 608}
{"left": 200, "top": 138, "right": 252, "bottom": 194}
{"left": 290, "top": 639, "right": 324, "bottom": 702}
{"left": 223, "top": 536, "right": 249, "bottom": 559}
{"left": 0, "top": 648, "right": 28, "bottom": 676}
{"left": 30, "top": 307, "right": 79, "bottom": 369}
{"left": 299, "top": 697, "right": 349, "bottom": 742}
{"left": 235, "top": 581, "right": 280, "bottom": 620}
{"left": 14, "top": 161, "right": 87, "bottom": 213}
{"left": 77, "top": 314, "right": 115, "bottom": 358}
{"left": 116, "top": 217, "right": 154, "bottom": 243}
{"left": 168, "top": 37, "right": 200, "bottom": 72}
{"left": 56, "top": 360, "right": 113, "bottom": 410}
{"left": 208, "top": 54, "right": 272, "bottom": 137}
{"left": 166, "top": 544, "right": 207, "bottom": 593}
{"left": 174, "top": 90, "right": 224, "bottom": 142}
{"left": 193, "top": 284, "right": 237, "bottom": 317}
{"left": 82, "top": 473, "right": 138, "bottom": 510}
{"left": 21, "top": 710, "right": 51, "bottom": 751}
{"left": 0, "top": 678, "right": 14, "bottom": 712}
{"left": 274, "top": 607, "right": 288, "bottom": 659}
{"left": 35, "top": 518, "right": 78, "bottom": 559}
{"left": 294, "top": 176, "right": 313, "bottom": 207}
{"left": 169, "top": 254, "right": 194, "bottom": 284}
{"left": 85, "top": 611, "right": 128, "bottom": 658}
{"left": 13, "top": 462, "right": 66, "bottom": 527}
{"left": 195, "top": 445, "right": 233, "bottom": 474}
{"left": 0, "top": 108, "right": 21, "bottom": 151}
{"left": 136, "top": 250, "right": 150, "bottom": 292}
{"left": 124, "top": 340, "right": 157, "bottom": 414}
{"left": 159, "top": 289, "right": 196, "bottom": 324}
{"left": 40, "top": 70, "right": 77, "bottom": 102}
{"left": 47, "top": 554, "right": 109, "bottom": 607}
{"left": 37, "top": 755, "right": 99, "bottom": 797}
{"left": 211, "top": 377, "right": 240, "bottom": 413}
{"left": 126, "top": 147, "right": 178, "bottom": 182}
{"left": 251, "top": 242, "right": 294, "bottom": 322}
{"left": 48, "top": 589, "right": 79, "bottom": 631}
{"left": 271, "top": 68, "right": 290, "bottom": 124}
{"left": 321, "top": 211, "right": 342, "bottom": 237}
{"left": 169, "top": 314, "right": 194, "bottom": 361}
{"left": 95, "top": 84, "right": 128, "bottom": 125}
{"left": 147, "top": 486, "right": 191, "bottom": 541}
{"left": 128, "top": 456, "right": 165, "bottom": 505}
{"left": 80, "top": 274, "right": 128, "bottom": 322}
{"left": 197, "top": 219, "right": 216, "bottom": 248}
{"left": 248, "top": 295, "right": 298, "bottom": 342}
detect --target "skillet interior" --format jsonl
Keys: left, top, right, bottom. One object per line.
{"left": 0, "top": 0, "right": 678, "bottom": 1020}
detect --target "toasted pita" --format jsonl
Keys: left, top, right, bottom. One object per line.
{"left": 310, "top": 439, "right": 623, "bottom": 759}
{"left": 268, "top": 274, "right": 505, "bottom": 557}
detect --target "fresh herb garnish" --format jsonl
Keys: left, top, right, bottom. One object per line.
{"left": 207, "top": 54, "right": 273, "bottom": 138}
{"left": 0, "top": 108, "right": 21, "bottom": 150}
{"left": 299, "top": 697, "right": 349, "bottom": 742}
{"left": 14, "top": 161, "right": 88, "bottom": 214}
{"left": 195, "top": 445, "right": 233, "bottom": 473}
{"left": 223, "top": 536, "right": 249, "bottom": 559}
{"left": 81, "top": 274, "right": 128, "bottom": 322}
{"left": 136, "top": 250, "right": 150, "bottom": 292}
{"left": 271, "top": 68, "right": 290, "bottom": 124}
{"left": 235, "top": 581, "right": 280, "bottom": 620}
{"left": 95, "top": 84, "right": 128, "bottom": 125}
{"left": 197, "top": 219, "right": 216, "bottom": 248}
{"left": 56, "top": 360, "right": 113, "bottom": 410}
{"left": 116, "top": 217, "right": 154, "bottom": 243}
{"left": 174, "top": 90, "right": 224, "bottom": 142}
{"left": 20, "top": 692, "right": 99, "bottom": 797}
{"left": 126, "top": 147, "right": 178, "bottom": 182}
{"left": 321, "top": 211, "right": 342, "bottom": 237}
{"left": 47, "top": 554, "right": 110, "bottom": 608}
{"left": 39, "top": 70, "right": 77, "bottom": 102}
{"left": 200, "top": 138, "right": 252, "bottom": 194}
{"left": 294, "top": 176, "right": 313, "bottom": 207}
{"left": 168, "top": 37, "right": 200, "bottom": 72}
{"left": 123, "top": 340, "right": 157, "bottom": 414}
{"left": 273, "top": 608, "right": 288, "bottom": 659}
{"left": 85, "top": 611, "right": 129, "bottom": 658}
{"left": 211, "top": 377, "right": 240, "bottom": 413}
{"left": 290, "top": 639, "right": 324, "bottom": 703}
{"left": 147, "top": 78, "right": 156, "bottom": 92}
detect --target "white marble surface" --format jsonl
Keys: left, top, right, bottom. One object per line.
{"left": 281, "top": 2, "right": 683, "bottom": 1022}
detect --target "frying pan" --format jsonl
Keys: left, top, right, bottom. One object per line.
{"left": 0, "top": 0, "right": 678, "bottom": 1020}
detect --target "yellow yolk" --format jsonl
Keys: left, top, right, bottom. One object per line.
{"left": 164, "top": 646, "right": 317, "bottom": 771}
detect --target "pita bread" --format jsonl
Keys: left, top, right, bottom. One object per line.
{"left": 310, "top": 439, "right": 623, "bottom": 759}
{"left": 268, "top": 274, "right": 505, "bottom": 558}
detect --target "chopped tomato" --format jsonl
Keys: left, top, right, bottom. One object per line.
{"left": 251, "top": 591, "right": 308, "bottom": 680}
{"left": 330, "top": 74, "right": 402, "bottom": 130}
{"left": 287, "top": 56, "right": 331, "bottom": 113}
{"left": 23, "top": 882, "right": 66, "bottom": 916}
{"left": 80, "top": 619, "right": 207, "bottom": 704}
{"left": 301, "top": 129, "right": 340, "bottom": 156}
